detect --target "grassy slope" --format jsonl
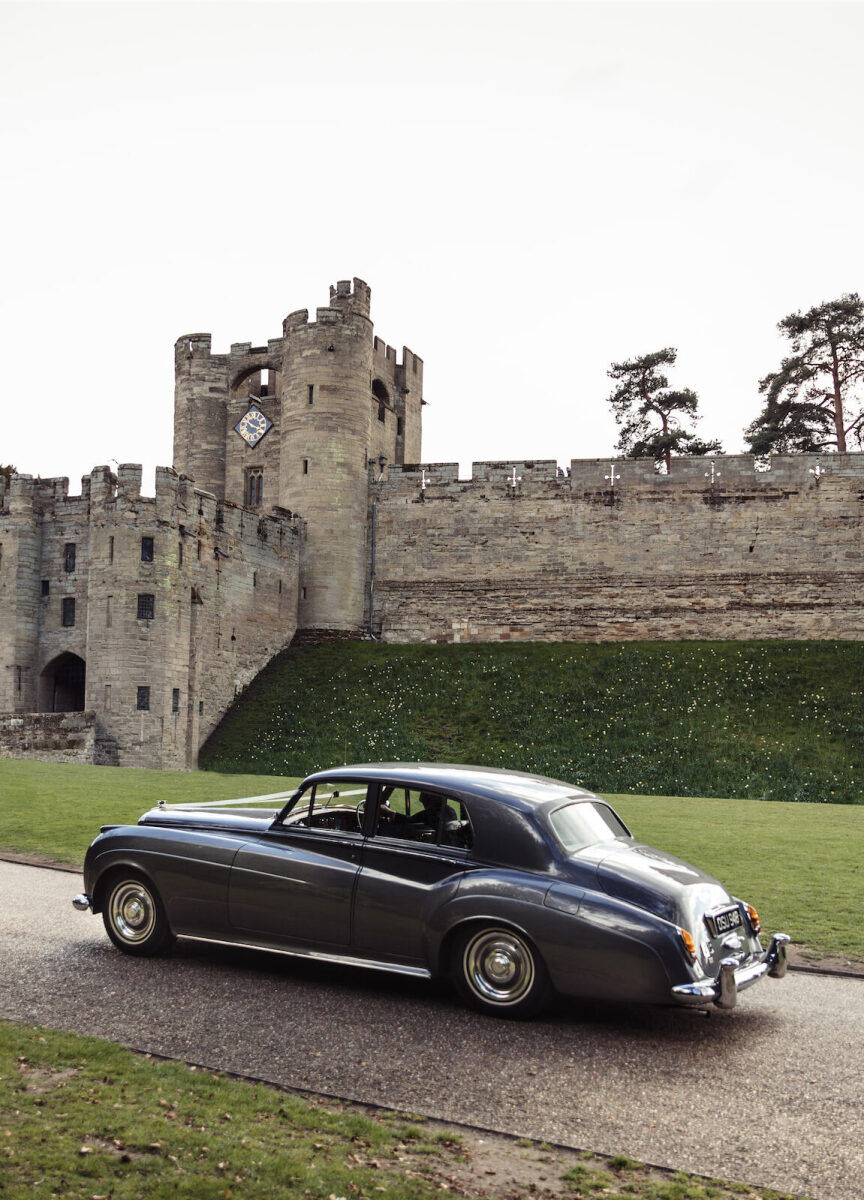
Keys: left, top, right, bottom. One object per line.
{"left": 0, "top": 758, "right": 861, "bottom": 955}
{"left": 199, "top": 640, "right": 864, "bottom": 805}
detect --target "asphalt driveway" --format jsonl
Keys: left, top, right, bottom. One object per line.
{"left": 1, "top": 859, "right": 861, "bottom": 1200}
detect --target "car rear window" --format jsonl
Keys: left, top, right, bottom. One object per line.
{"left": 549, "top": 801, "right": 630, "bottom": 852}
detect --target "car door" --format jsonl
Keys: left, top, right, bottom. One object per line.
{"left": 352, "top": 785, "right": 476, "bottom": 965}
{"left": 228, "top": 779, "right": 368, "bottom": 947}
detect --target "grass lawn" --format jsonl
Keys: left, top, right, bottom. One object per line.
{"left": 1, "top": 1020, "right": 813, "bottom": 1200}
{"left": 0, "top": 758, "right": 301, "bottom": 867}
{"left": 0, "top": 759, "right": 861, "bottom": 956}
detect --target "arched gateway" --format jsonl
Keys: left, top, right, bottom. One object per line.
{"left": 39, "top": 652, "right": 86, "bottom": 713}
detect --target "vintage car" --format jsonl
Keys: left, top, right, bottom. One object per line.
{"left": 73, "top": 763, "right": 789, "bottom": 1018}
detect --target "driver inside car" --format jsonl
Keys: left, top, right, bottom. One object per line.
{"left": 378, "top": 789, "right": 457, "bottom": 837}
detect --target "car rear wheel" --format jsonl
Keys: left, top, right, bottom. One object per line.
{"left": 102, "top": 874, "right": 174, "bottom": 957}
{"left": 452, "top": 926, "right": 551, "bottom": 1018}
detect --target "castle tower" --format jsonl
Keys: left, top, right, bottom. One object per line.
{"left": 279, "top": 280, "right": 374, "bottom": 630}
{"left": 172, "top": 278, "right": 424, "bottom": 632}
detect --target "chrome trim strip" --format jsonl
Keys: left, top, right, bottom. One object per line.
{"left": 671, "top": 933, "right": 790, "bottom": 1008}
{"left": 182, "top": 934, "right": 432, "bottom": 979}
{"left": 72, "top": 893, "right": 92, "bottom": 912}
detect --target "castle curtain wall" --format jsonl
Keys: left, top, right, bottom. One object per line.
{"left": 370, "top": 455, "right": 864, "bottom": 643}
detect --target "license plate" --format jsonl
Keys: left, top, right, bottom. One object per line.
{"left": 706, "top": 906, "right": 742, "bottom": 937}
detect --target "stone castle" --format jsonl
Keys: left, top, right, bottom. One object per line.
{"left": 1, "top": 278, "right": 863, "bottom": 769}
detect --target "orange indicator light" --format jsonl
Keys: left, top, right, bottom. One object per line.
{"left": 746, "top": 904, "right": 761, "bottom": 934}
{"left": 680, "top": 929, "right": 697, "bottom": 960}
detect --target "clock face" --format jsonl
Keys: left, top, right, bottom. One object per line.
{"left": 234, "top": 406, "right": 273, "bottom": 447}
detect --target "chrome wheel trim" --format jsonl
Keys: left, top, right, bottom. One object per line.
{"left": 109, "top": 881, "right": 157, "bottom": 944}
{"left": 463, "top": 929, "right": 535, "bottom": 1006}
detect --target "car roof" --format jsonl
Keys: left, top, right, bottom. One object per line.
{"left": 302, "top": 762, "right": 597, "bottom": 814}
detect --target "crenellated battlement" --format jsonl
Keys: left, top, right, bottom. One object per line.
{"left": 1, "top": 463, "right": 302, "bottom": 556}
{"left": 382, "top": 452, "right": 864, "bottom": 496}
{"left": 328, "top": 276, "right": 371, "bottom": 316}
{"left": 373, "top": 337, "right": 423, "bottom": 373}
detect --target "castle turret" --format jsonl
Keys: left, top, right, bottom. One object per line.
{"left": 173, "top": 334, "right": 230, "bottom": 499}
{"left": 278, "top": 279, "right": 375, "bottom": 630}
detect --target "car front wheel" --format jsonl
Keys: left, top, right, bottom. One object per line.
{"left": 102, "top": 874, "right": 174, "bottom": 957}
{"left": 453, "top": 926, "right": 551, "bottom": 1018}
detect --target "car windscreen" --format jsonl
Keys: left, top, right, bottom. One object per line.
{"left": 549, "top": 801, "right": 630, "bottom": 852}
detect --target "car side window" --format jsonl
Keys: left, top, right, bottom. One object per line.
{"left": 282, "top": 780, "right": 368, "bottom": 834}
{"left": 375, "top": 787, "right": 473, "bottom": 850}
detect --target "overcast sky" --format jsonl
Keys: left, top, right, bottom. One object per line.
{"left": 3, "top": 0, "right": 863, "bottom": 490}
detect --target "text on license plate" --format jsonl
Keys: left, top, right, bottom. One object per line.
{"left": 708, "top": 906, "right": 742, "bottom": 935}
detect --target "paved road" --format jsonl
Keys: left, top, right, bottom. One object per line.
{"left": 1, "top": 860, "right": 861, "bottom": 1200}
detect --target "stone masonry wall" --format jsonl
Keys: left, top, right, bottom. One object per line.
{"left": 0, "top": 711, "right": 115, "bottom": 766}
{"left": 370, "top": 454, "right": 864, "bottom": 643}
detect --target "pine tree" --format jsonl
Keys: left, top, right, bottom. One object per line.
{"left": 745, "top": 294, "right": 864, "bottom": 454}
{"left": 607, "top": 348, "right": 721, "bottom": 474}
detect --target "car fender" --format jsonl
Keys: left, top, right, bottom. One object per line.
{"left": 430, "top": 870, "right": 674, "bottom": 1004}
{"left": 86, "top": 825, "right": 250, "bottom": 935}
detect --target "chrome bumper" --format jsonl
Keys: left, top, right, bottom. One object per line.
{"left": 72, "top": 893, "right": 92, "bottom": 912}
{"left": 671, "top": 933, "right": 790, "bottom": 1009}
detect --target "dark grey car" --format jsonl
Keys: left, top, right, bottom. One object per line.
{"left": 73, "top": 763, "right": 789, "bottom": 1018}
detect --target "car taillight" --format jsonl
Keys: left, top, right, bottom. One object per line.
{"left": 746, "top": 904, "right": 761, "bottom": 934}
{"left": 679, "top": 928, "right": 697, "bottom": 961}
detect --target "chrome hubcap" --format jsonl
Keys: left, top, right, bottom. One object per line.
{"left": 464, "top": 930, "right": 534, "bottom": 1006}
{"left": 110, "top": 882, "right": 156, "bottom": 943}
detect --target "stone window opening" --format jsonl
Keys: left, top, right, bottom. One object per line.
{"left": 178, "top": 540, "right": 183, "bottom": 566}
{"left": 137, "top": 593, "right": 155, "bottom": 620}
{"left": 172, "top": 687, "right": 180, "bottom": 713}
{"left": 16, "top": 665, "right": 22, "bottom": 693}
{"left": 104, "top": 684, "right": 111, "bottom": 709}
{"left": 378, "top": 404, "right": 386, "bottom": 422}
{"left": 106, "top": 596, "right": 112, "bottom": 628}
{"left": 41, "top": 580, "right": 49, "bottom": 597}
{"left": 61, "top": 597, "right": 76, "bottom": 627}
{"left": 259, "top": 368, "right": 270, "bottom": 398}
{"left": 245, "top": 467, "right": 264, "bottom": 507}
{"left": 252, "top": 571, "right": 258, "bottom": 588}
{"left": 198, "top": 700, "right": 204, "bottom": 716}
{"left": 141, "top": 536, "right": 154, "bottom": 562}
{"left": 137, "top": 686, "right": 150, "bottom": 711}
{"left": 108, "top": 535, "right": 114, "bottom": 564}
{"left": 64, "top": 543, "right": 76, "bottom": 573}
{"left": 308, "top": 383, "right": 314, "bottom": 405}
{"left": 302, "top": 458, "right": 309, "bottom": 475}
{"left": 397, "top": 417, "right": 404, "bottom": 437}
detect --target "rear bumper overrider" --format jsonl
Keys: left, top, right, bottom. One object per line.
{"left": 671, "top": 932, "right": 790, "bottom": 1009}
{"left": 72, "top": 893, "right": 92, "bottom": 912}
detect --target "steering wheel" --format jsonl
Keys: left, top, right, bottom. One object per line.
{"left": 356, "top": 799, "right": 366, "bottom": 830}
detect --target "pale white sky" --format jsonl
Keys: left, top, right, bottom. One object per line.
{"left": 3, "top": 0, "right": 863, "bottom": 490}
